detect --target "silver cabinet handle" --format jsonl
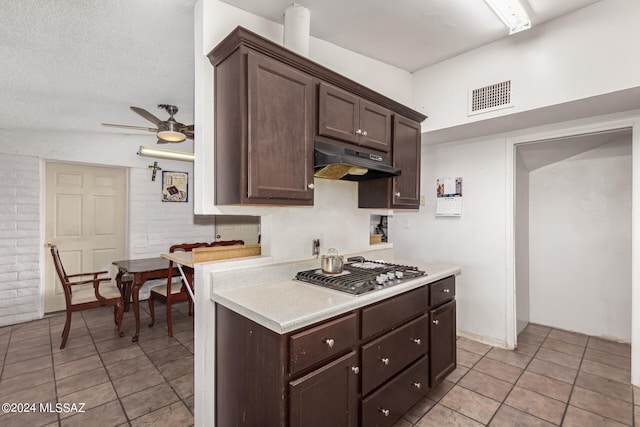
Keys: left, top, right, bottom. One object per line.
{"left": 351, "top": 366, "right": 360, "bottom": 374}
{"left": 432, "top": 319, "right": 439, "bottom": 325}
{"left": 412, "top": 382, "right": 421, "bottom": 389}
{"left": 324, "top": 338, "right": 335, "bottom": 348}
{"left": 307, "top": 183, "right": 314, "bottom": 189}
{"left": 412, "top": 338, "right": 421, "bottom": 345}
{"left": 362, "top": 130, "right": 368, "bottom": 137}
{"left": 379, "top": 408, "right": 390, "bottom": 417}
{"left": 380, "top": 357, "right": 390, "bottom": 365}
{"left": 355, "top": 129, "right": 363, "bottom": 135}
{"left": 442, "top": 288, "right": 450, "bottom": 293}
{"left": 395, "top": 192, "right": 401, "bottom": 197}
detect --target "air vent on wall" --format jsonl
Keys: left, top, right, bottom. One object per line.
{"left": 468, "top": 80, "right": 513, "bottom": 116}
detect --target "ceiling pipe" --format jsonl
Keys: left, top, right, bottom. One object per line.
{"left": 283, "top": 3, "right": 310, "bottom": 57}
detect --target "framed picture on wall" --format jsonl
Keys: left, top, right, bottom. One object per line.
{"left": 162, "top": 171, "right": 188, "bottom": 202}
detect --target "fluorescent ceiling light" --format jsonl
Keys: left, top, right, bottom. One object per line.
{"left": 137, "top": 146, "right": 194, "bottom": 162}
{"left": 484, "top": 0, "right": 531, "bottom": 34}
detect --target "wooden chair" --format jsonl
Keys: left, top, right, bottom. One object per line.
{"left": 148, "top": 240, "right": 245, "bottom": 337}
{"left": 50, "top": 245, "right": 124, "bottom": 349}
{"left": 148, "top": 242, "right": 209, "bottom": 337}
{"left": 210, "top": 239, "right": 245, "bottom": 247}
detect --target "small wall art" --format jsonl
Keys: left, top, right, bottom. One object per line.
{"left": 162, "top": 171, "right": 188, "bottom": 202}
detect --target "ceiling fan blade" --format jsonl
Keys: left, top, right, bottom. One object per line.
{"left": 102, "top": 123, "right": 157, "bottom": 132}
{"left": 130, "top": 106, "right": 162, "bottom": 125}
{"left": 182, "top": 124, "right": 194, "bottom": 139}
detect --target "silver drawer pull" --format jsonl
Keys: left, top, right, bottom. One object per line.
{"left": 380, "top": 357, "right": 390, "bottom": 365}
{"left": 412, "top": 382, "right": 421, "bottom": 389}
{"left": 432, "top": 319, "right": 439, "bottom": 325}
{"left": 351, "top": 366, "right": 360, "bottom": 374}
{"left": 324, "top": 338, "right": 335, "bottom": 348}
{"left": 355, "top": 129, "right": 363, "bottom": 135}
{"left": 362, "top": 130, "right": 368, "bottom": 137}
{"left": 412, "top": 338, "right": 421, "bottom": 345}
{"left": 379, "top": 408, "right": 390, "bottom": 417}
{"left": 442, "top": 288, "right": 450, "bottom": 293}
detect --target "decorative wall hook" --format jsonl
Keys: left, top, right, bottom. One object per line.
{"left": 148, "top": 161, "right": 162, "bottom": 181}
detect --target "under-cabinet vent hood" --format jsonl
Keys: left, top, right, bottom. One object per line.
{"left": 314, "top": 141, "right": 401, "bottom": 181}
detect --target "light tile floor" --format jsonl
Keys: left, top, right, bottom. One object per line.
{"left": 2, "top": 305, "right": 639, "bottom": 427}
{"left": 0, "top": 302, "right": 194, "bottom": 427}
{"left": 395, "top": 323, "right": 640, "bottom": 427}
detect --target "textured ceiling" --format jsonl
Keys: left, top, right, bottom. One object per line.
{"left": 0, "top": 0, "right": 196, "bottom": 135}
{"left": 0, "top": 0, "right": 603, "bottom": 138}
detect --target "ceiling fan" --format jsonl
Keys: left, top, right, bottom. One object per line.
{"left": 102, "top": 104, "right": 194, "bottom": 143}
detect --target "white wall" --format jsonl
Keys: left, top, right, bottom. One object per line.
{"left": 528, "top": 138, "right": 632, "bottom": 341}
{"left": 193, "top": 0, "right": 411, "bottom": 261}
{"left": 412, "top": 0, "right": 640, "bottom": 133}
{"left": 0, "top": 129, "right": 216, "bottom": 324}
{"left": 390, "top": 135, "right": 510, "bottom": 346}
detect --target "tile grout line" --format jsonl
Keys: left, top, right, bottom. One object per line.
{"left": 81, "top": 310, "right": 133, "bottom": 427}
{"left": 483, "top": 327, "right": 553, "bottom": 426}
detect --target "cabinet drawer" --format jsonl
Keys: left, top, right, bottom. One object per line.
{"left": 361, "top": 286, "right": 428, "bottom": 339}
{"left": 361, "top": 314, "right": 428, "bottom": 395}
{"left": 289, "top": 313, "right": 357, "bottom": 375}
{"left": 362, "top": 356, "right": 429, "bottom": 427}
{"left": 430, "top": 276, "right": 455, "bottom": 307}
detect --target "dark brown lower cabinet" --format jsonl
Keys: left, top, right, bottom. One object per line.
{"left": 289, "top": 351, "right": 359, "bottom": 427}
{"left": 429, "top": 300, "right": 457, "bottom": 385}
{"left": 215, "top": 275, "right": 456, "bottom": 426}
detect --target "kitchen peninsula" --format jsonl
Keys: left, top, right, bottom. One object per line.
{"left": 186, "top": 247, "right": 460, "bottom": 426}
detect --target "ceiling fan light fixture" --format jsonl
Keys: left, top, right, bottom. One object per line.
{"left": 138, "top": 146, "right": 194, "bottom": 162}
{"left": 484, "top": 0, "right": 531, "bottom": 34}
{"left": 157, "top": 129, "right": 187, "bottom": 142}
{"left": 157, "top": 121, "right": 187, "bottom": 142}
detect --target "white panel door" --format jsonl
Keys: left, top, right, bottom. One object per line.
{"left": 44, "top": 162, "right": 126, "bottom": 313}
{"left": 214, "top": 215, "right": 260, "bottom": 244}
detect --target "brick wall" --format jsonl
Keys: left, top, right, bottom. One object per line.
{"left": 128, "top": 167, "right": 215, "bottom": 259}
{"left": 0, "top": 154, "right": 41, "bottom": 326}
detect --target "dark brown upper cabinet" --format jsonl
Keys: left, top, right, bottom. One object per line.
{"left": 318, "top": 83, "right": 392, "bottom": 153}
{"left": 359, "top": 115, "right": 421, "bottom": 209}
{"left": 210, "top": 43, "right": 314, "bottom": 205}
{"left": 209, "top": 27, "right": 426, "bottom": 207}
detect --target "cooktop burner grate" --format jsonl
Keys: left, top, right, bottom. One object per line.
{"left": 295, "top": 260, "right": 426, "bottom": 295}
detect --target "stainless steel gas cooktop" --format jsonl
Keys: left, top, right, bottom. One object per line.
{"left": 295, "top": 259, "right": 426, "bottom": 295}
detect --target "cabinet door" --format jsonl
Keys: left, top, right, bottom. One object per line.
{"left": 359, "top": 100, "right": 391, "bottom": 152}
{"left": 318, "top": 82, "right": 360, "bottom": 144}
{"left": 247, "top": 51, "right": 314, "bottom": 203}
{"left": 429, "top": 300, "right": 456, "bottom": 386}
{"left": 289, "top": 351, "right": 359, "bottom": 427}
{"left": 392, "top": 115, "right": 421, "bottom": 209}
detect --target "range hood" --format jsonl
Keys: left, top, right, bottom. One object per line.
{"left": 314, "top": 141, "right": 401, "bottom": 181}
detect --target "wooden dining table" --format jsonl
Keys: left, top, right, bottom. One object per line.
{"left": 112, "top": 257, "right": 178, "bottom": 342}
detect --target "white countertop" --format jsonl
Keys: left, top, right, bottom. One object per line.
{"left": 212, "top": 261, "right": 461, "bottom": 334}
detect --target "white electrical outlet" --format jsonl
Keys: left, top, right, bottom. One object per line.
{"left": 420, "top": 195, "right": 425, "bottom": 206}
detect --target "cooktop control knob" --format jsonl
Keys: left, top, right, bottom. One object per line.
{"left": 386, "top": 272, "right": 396, "bottom": 281}
{"left": 395, "top": 271, "right": 404, "bottom": 279}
